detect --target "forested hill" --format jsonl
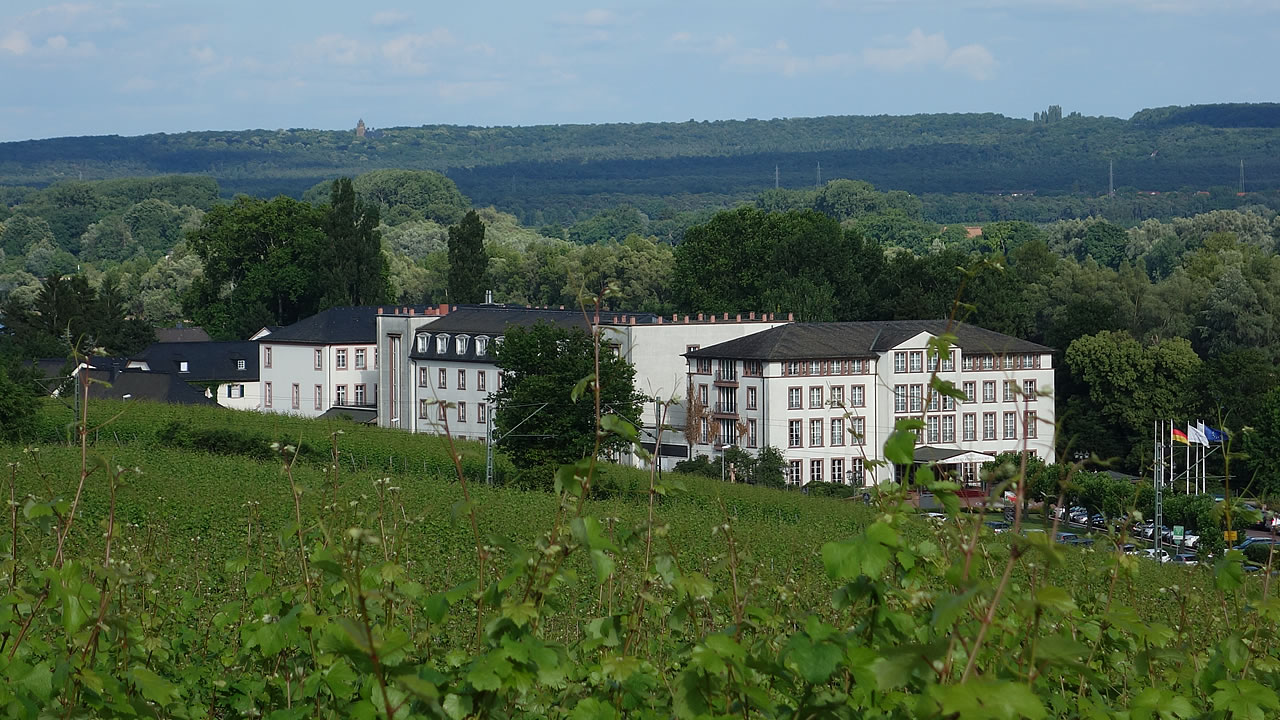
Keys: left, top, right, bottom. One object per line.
{"left": 2, "top": 103, "right": 1279, "bottom": 224}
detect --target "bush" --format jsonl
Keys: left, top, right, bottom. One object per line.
{"left": 0, "top": 365, "right": 40, "bottom": 442}
{"left": 155, "top": 420, "right": 327, "bottom": 464}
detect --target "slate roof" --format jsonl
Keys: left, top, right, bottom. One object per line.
{"left": 129, "top": 342, "right": 259, "bottom": 383}
{"left": 155, "top": 326, "right": 212, "bottom": 343}
{"left": 84, "top": 368, "right": 218, "bottom": 406}
{"left": 685, "top": 320, "right": 1052, "bottom": 361}
{"left": 408, "top": 306, "right": 658, "bottom": 363}
{"left": 266, "top": 305, "right": 442, "bottom": 345}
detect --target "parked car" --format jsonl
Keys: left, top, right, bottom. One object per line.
{"left": 1170, "top": 553, "right": 1199, "bottom": 565}
{"left": 1234, "top": 537, "right": 1277, "bottom": 551}
{"left": 1141, "top": 548, "right": 1172, "bottom": 563}
{"left": 984, "top": 521, "right": 1011, "bottom": 534}
{"left": 1120, "top": 543, "right": 1138, "bottom": 554}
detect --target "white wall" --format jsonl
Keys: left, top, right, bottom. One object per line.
{"left": 259, "top": 341, "right": 380, "bottom": 417}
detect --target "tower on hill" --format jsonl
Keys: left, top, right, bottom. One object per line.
{"left": 355, "top": 119, "right": 366, "bottom": 138}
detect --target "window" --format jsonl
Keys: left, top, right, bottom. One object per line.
{"left": 963, "top": 414, "right": 976, "bottom": 441}
{"left": 314, "top": 385, "right": 322, "bottom": 410}
{"left": 438, "top": 369, "right": 447, "bottom": 389}
{"left": 808, "top": 361, "right": 821, "bottom": 376}
{"left": 810, "top": 419, "right": 823, "bottom": 447}
{"left": 941, "top": 353, "right": 954, "bottom": 372}
{"left": 961, "top": 355, "right": 972, "bottom": 371}
{"left": 478, "top": 371, "right": 487, "bottom": 392}
{"left": 719, "top": 419, "right": 736, "bottom": 447}
{"left": 832, "top": 458, "right": 845, "bottom": 484}
{"left": 696, "top": 358, "right": 712, "bottom": 374}
{"left": 1004, "top": 380, "right": 1016, "bottom": 402}
{"left": 686, "top": 344, "right": 700, "bottom": 355}
{"left": 437, "top": 403, "right": 447, "bottom": 421}
{"left": 928, "top": 390, "right": 939, "bottom": 412}
{"left": 419, "top": 399, "right": 429, "bottom": 418}
{"left": 788, "top": 420, "right": 802, "bottom": 448}
{"left": 416, "top": 334, "right": 429, "bottom": 354}
{"left": 927, "top": 416, "right": 940, "bottom": 443}
{"left": 698, "top": 384, "right": 709, "bottom": 405}
{"left": 982, "top": 381, "right": 996, "bottom": 403}
{"left": 1023, "top": 353, "right": 1036, "bottom": 369}
{"left": 786, "top": 460, "right": 802, "bottom": 486}
{"left": 263, "top": 346, "right": 272, "bottom": 369}
{"left": 1004, "top": 355, "right": 1014, "bottom": 370}
{"left": 314, "top": 349, "right": 323, "bottom": 370}
{"left": 894, "top": 352, "right": 907, "bottom": 373}
{"left": 476, "top": 337, "right": 489, "bottom": 356}
{"left": 809, "top": 387, "right": 823, "bottom": 409}
{"left": 335, "top": 385, "right": 347, "bottom": 405}
{"left": 716, "top": 387, "right": 736, "bottom": 414}
{"left": 785, "top": 361, "right": 801, "bottom": 376}
{"left": 355, "top": 349, "right": 366, "bottom": 369}
{"left": 458, "top": 402, "right": 467, "bottom": 423}
{"left": 788, "top": 387, "right": 802, "bottom": 410}
{"left": 981, "top": 355, "right": 994, "bottom": 371}
{"left": 265, "top": 382, "right": 273, "bottom": 408}
{"left": 456, "top": 335, "right": 470, "bottom": 355}
{"left": 983, "top": 413, "right": 996, "bottom": 441}
{"left": 436, "top": 335, "right": 449, "bottom": 354}
{"left": 700, "top": 418, "right": 710, "bottom": 445}
{"left": 851, "top": 385, "right": 865, "bottom": 407}
{"left": 851, "top": 417, "right": 865, "bottom": 445}
{"left": 831, "top": 418, "right": 845, "bottom": 446}
{"left": 894, "top": 385, "right": 907, "bottom": 413}
{"left": 419, "top": 367, "right": 428, "bottom": 387}
{"left": 942, "top": 415, "right": 955, "bottom": 443}
{"left": 497, "top": 373, "right": 503, "bottom": 390}
{"left": 909, "top": 351, "right": 923, "bottom": 373}
{"left": 1003, "top": 412, "right": 1017, "bottom": 439}
{"left": 746, "top": 386, "right": 758, "bottom": 410}
{"left": 850, "top": 458, "right": 865, "bottom": 487}
{"left": 963, "top": 381, "right": 976, "bottom": 403}
{"left": 830, "top": 386, "right": 844, "bottom": 408}
{"left": 810, "top": 459, "right": 824, "bottom": 484}
{"left": 851, "top": 359, "right": 865, "bottom": 374}
{"left": 291, "top": 383, "right": 300, "bottom": 409}
{"left": 179, "top": 361, "right": 189, "bottom": 373}
{"left": 909, "top": 385, "right": 923, "bottom": 413}
{"left": 927, "top": 352, "right": 938, "bottom": 373}
{"left": 354, "top": 384, "right": 366, "bottom": 405}
{"left": 1025, "top": 411, "right": 1038, "bottom": 438}
{"left": 744, "top": 360, "right": 763, "bottom": 376}
{"left": 226, "top": 384, "right": 244, "bottom": 399}
{"left": 942, "top": 395, "right": 955, "bottom": 411}
{"left": 718, "top": 359, "right": 737, "bottom": 381}
{"left": 236, "top": 359, "right": 246, "bottom": 371}
{"left": 478, "top": 403, "right": 487, "bottom": 424}
{"left": 336, "top": 349, "right": 347, "bottom": 370}
{"left": 747, "top": 419, "right": 758, "bottom": 448}
{"left": 1023, "top": 380, "right": 1037, "bottom": 399}
{"left": 458, "top": 369, "right": 467, "bottom": 390}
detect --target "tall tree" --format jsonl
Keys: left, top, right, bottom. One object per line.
{"left": 493, "top": 322, "right": 642, "bottom": 488}
{"left": 447, "top": 210, "right": 488, "bottom": 304}
{"left": 322, "top": 178, "right": 390, "bottom": 307}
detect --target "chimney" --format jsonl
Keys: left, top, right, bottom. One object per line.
{"left": 485, "top": 289, "right": 493, "bottom": 304}
{"left": 438, "top": 303, "right": 450, "bottom": 315}
{"left": 749, "top": 311, "right": 755, "bottom": 320}
{"left": 710, "top": 315, "right": 716, "bottom": 323}
{"left": 788, "top": 312, "right": 794, "bottom": 321}
{"left": 408, "top": 308, "right": 414, "bottom": 315}
{"left": 723, "top": 312, "right": 728, "bottom": 320}
{"left": 683, "top": 315, "right": 690, "bottom": 324}
{"left": 629, "top": 316, "right": 636, "bottom": 325}
{"left": 697, "top": 313, "right": 704, "bottom": 321}
{"left": 672, "top": 313, "right": 678, "bottom": 322}
{"left": 735, "top": 313, "right": 741, "bottom": 322}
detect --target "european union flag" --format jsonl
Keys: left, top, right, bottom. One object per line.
{"left": 1203, "top": 425, "right": 1225, "bottom": 443}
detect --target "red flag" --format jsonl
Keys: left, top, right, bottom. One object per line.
{"left": 1172, "top": 428, "right": 1189, "bottom": 444}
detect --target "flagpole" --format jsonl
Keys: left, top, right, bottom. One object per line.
{"left": 1185, "top": 424, "right": 1190, "bottom": 494}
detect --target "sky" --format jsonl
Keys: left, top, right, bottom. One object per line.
{"left": 0, "top": 0, "right": 1278, "bottom": 143}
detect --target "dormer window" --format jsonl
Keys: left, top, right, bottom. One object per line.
{"left": 178, "top": 361, "right": 189, "bottom": 373}
{"left": 456, "top": 335, "right": 470, "bottom": 355}
{"left": 475, "top": 335, "right": 490, "bottom": 356}
{"left": 435, "top": 334, "right": 450, "bottom": 354}
{"left": 416, "top": 334, "right": 429, "bottom": 353}
{"left": 236, "top": 359, "right": 246, "bottom": 371}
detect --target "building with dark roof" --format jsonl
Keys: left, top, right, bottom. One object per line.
{"left": 257, "top": 304, "right": 449, "bottom": 418}
{"left": 127, "top": 341, "right": 260, "bottom": 409}
{"left": 685, "top": 320, "right": 1055, "bottom": 487}
{"left": 82, "top": 367, "right": 218, "bottom": 406}
{"left": 155, "top": 326, "right": 212, "bottom": 343}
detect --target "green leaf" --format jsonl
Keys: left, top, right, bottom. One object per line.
{"left": 130, "top": 667, "right": 180, "bottom": 707}
{"left": 883, "top": 425, "right": 919, "bottom": 466}
{"left": 571, "top": 373, "right": 596, "bottom": 403}
{"left": 1212, "top": 679, "right": 1280, "bottom": 720}
{"left": 246, "top": 570, "right": 270, "bottom": 596}
{"left": 600, "top": 413, "right": 639, "bottom": 442}
{"left": 443, "top": 693, "right": 473, "bottom": 720}
{"left": 1214, "top": 550, "right": 1246, "bottom": 592}
{"left": 1034, "top": 586, "right": 1078, "bottom": 615}
{"left": 425, "top": 593, "right": 449, "bottom": 624}
{"left": 571, "top": 698, "right": 619, "bottom": 720}
{"left": 786, "top": 633, "right": 843, "bottom": 684}
{"left": 934, "top": 680, "right": 1046, "bottom": 719}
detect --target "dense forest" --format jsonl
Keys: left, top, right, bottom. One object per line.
{"left": 2, "top": 103, "right": 1280, "bottom": 225}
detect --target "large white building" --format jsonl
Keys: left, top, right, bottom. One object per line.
{"left": 684, "top": 321, "right": 1055, "bottom": 486}
{"left": 258, "top": 305, "right": 448, "bottom": 420}
{"left": 376, "top": 305, "right": 788, "bottom": 467}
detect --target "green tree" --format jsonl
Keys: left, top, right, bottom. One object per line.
{"left": 1078, "top": 221, "right": 1129, "bottom": 268}
{"left": 322, "top": 178, "right": 391, "bottom": 307}
{"left": 447, "top": 210, "right": 488, "bottom": 304}
{"left": 183, "top": 195, "right": 329, "bottom": 339}
{"left": 493, "top": 322, "right": 642, "bottom": 488}
{"left": 0, "top": 365, "right": 38, "bottom": 441}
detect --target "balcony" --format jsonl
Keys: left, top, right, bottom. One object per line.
{"left": 713, "top": 370, "right": 739, "bottom": 387}
{"left": 711, "top": 402, "right": 739, "bottom": 418}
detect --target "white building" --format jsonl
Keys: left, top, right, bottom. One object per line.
{"left": 684, "top": 321, "right": 1055, "bottom": 486}
{"left": 126, "top": 341, "right": 261, "bottom": 410}
{"left": 258, "top": 305, "right": 448, "bottom": 420}
{"left": 376, "top": 306, "right": 788, "bottom": 466}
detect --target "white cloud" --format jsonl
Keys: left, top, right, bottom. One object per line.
{"left": 863, "top": 29, "right": 995, "bottom": 79}
{"left": 190, "top": 45, "right": 216, "bottom": 64}
{"left": 558, "top": 9, "right": 619, "bottom": 26}
{"left": 1, "top": 30, "right": 32, "bottom": 55}
{"left": 667, "top": 31, "right": 692, "bottom": 45}
{"left": 370, "top": 10, "right": 410, "bottom": 27}
{"left": 120, "top": 75, "right": 154, "bottom": 92}
{"left": 311, "top": 34, "right": 370, "bottom": 66}
{"left": 381, "top": 29, "right": 454, "bottom": 75}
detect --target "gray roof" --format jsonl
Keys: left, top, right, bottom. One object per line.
{"left": 131, "top": 341, "right": 258, "bottom": 382}
{"left": 685, "top": 320, "right": 1052, "bottom": 361}
{"left": 85, "top": 369, "right": 219, "bottom": 406}
{"left": 155, "top": 326, "right": 212, "bottom": 343}
{"left": 265, "top": 306, "right": 435, "bottom": 345}
{"left": 408, "top": 306, "right": 657, "bottom": 363}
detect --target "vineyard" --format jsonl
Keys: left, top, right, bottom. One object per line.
{"left": 1, "top": 396, "right": 1278, "bottom": 718}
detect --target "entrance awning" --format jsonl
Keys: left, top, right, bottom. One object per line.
{"left": 913, "top": 446, "right": 996, "bottom": 465}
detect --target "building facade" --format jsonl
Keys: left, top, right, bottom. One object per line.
{"left": 125, "top": 341, "right": 260, "bottom": 410}
{"left": 685, "top": 321, "right": 1055, "bottom": 486}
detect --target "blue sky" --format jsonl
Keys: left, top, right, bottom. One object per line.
{"left": 0, "top": 1, "right": 1277, "bottom": 142}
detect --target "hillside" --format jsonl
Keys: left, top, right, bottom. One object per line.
{"left": 2, "top": 104, "right": 1279, "bottom": 224}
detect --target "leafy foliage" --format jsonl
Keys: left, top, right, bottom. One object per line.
{"left": 446, "top": 210, "right": 487, "bottom": 304}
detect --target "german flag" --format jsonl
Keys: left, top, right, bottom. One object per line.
{"left": 1172, "top": 428, "right": 1189, "bottom": 444}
